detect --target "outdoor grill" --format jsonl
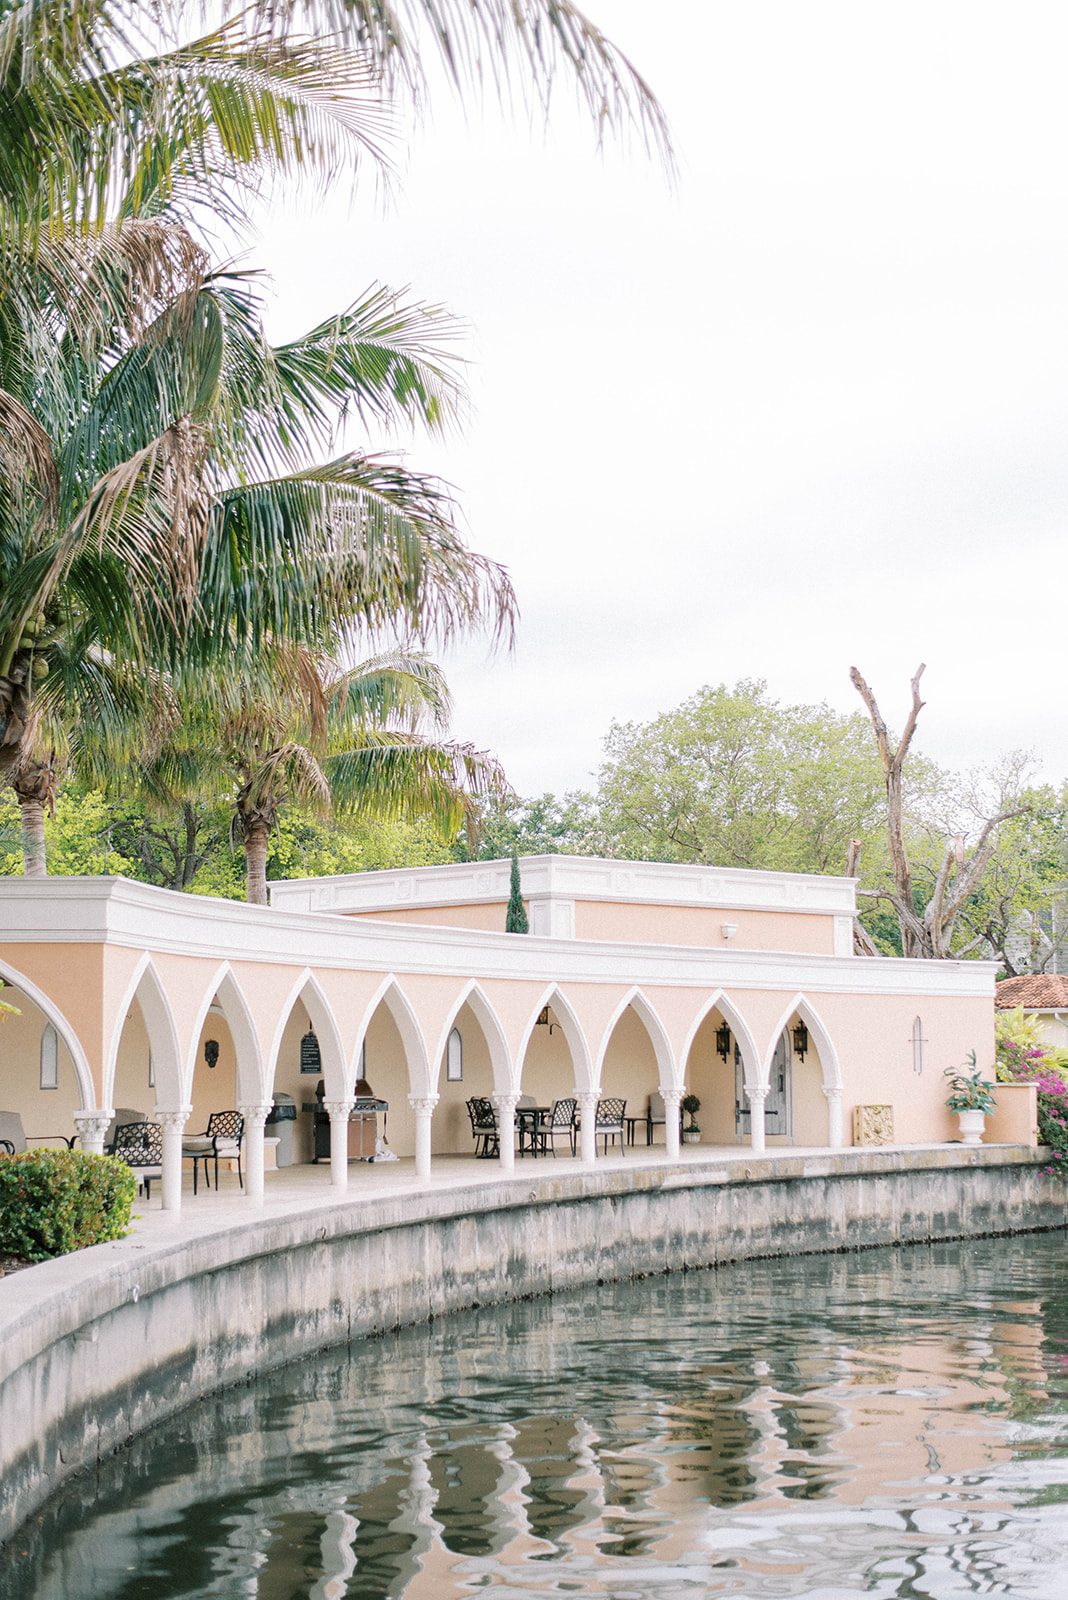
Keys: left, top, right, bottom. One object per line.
{"left": 306, "top": 1077, "right": 389, "bottom": 1162}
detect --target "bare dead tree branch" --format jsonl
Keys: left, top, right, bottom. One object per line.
{"left": 850, "top": 663, "right": 926, "bottom": 956}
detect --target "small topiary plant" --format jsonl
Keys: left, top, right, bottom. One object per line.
{"left": 681, "top": 1093, "right": 701, "bottom": 1130}
{"left": 0, "top": 1148, "right": 137, "bottom": 1263}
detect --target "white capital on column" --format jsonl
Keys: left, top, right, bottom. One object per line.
{"left": 239, "top": 1100, "right": 273, "bottom": 1204}
{"left": 493, "top": 1092, "right": 518, "bottom": 1171}
{"left": 74, "top": 1110, "right": 113, "bottom": 1156}
{"left": 824, "top": 1086, "right": 844, "bottom": 1149}
{"left": 660, "top": 1087, "right": 684, "bottom": 1161}
{"left": 323, "top": 1097, "right": 357, "bottom": 1191}
{"left": 408, "top": 1094, "right": 439, "bottom": 1182}
{"left": 575, "top": 1088, "right": 599, "bottom": 1165}
{"left": 158, "top": 1105, "right": 192, "bottom": 1212}
{"left": 748, "top": 1087, "right": 767, "bottom": 1154}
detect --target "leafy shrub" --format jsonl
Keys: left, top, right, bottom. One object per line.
{"left": 0, "top": 1149, "right": 136, "bottom": 1262}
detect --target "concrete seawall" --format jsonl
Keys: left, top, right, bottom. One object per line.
{"left": 1, "top": 1145, "right": 1064, "bottom": 1545}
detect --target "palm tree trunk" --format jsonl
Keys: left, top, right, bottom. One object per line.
{"left": 19, "top": 795, "right": 47, "bottom": 877}
{"left": 245, "top": 820, "right": 270, "bottom": 905}
{"left": 12, "top": 757, "right": 55, "bottom": 878}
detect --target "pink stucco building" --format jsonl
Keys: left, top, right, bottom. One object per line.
{"left": 0, "top": 855, "right": 999, "bottom": 1210}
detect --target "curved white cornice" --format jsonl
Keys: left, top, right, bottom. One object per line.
{"left": 270, "top": 853, "right": 857, "bottom": 918}
{"left": 0, "top": 877, "right": 996, "bottom": 999}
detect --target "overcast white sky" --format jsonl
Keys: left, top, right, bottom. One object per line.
{"left": 250, "top": 0, "right": 1068, "bottom": 796}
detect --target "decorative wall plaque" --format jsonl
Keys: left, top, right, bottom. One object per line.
{"left": 852, "top": 1104, "right": 893, "bottom": 1146}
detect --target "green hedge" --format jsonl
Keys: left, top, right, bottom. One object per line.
{"left": 0, "top": 1148, "right": 137, "bottom": 1262}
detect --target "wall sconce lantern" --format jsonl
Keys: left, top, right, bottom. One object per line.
{"left": 300, "top": 1029, "right": 322, "bottom": 1073}
{"left": 715, "top": 1022, "right": 732, "bottom": 1062}
{"left": 536, "top": 1005, "right": 556, "bottom": 1036}
{"left": 792, "top": 1021, "right": 809, "bottom": 1062}
{"left": 204, "top": 1039, "right": 220, "bottom": 1069}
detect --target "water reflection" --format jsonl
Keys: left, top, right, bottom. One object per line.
{"left": 4, "top": 1235, "right": 1068, "bottom": 1598}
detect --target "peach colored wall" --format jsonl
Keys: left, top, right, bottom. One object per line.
{"left": 985, "top": 1082, "right": 1039, "bottom": 1147}
{"left": 0, "top": 942, "right": 109, "bottom": 1103}
{"left": 346, "top": 902, "right": 510, "bottom": 933}
{"left": 519, "top": 1014, "right": 576, "bottom": 1107}
{"left": 0, "top": 986, "right": 80, "bottom": 1140}
{"left": 574, "top": 901, "right": 836, "bottom": 953}
{"left": 113, "top": 1003, "right": 153, "bottom": 1117}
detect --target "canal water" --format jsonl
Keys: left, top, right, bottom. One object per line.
{"left": 4, "top": 1233, "right": 1068, "bottom": 1598}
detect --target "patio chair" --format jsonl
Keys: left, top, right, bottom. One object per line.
{"left": 112, "top": 1121, "right": 164, "bottom": 1199}
{"left": 466, "top": 1097, "right": 499, "bottom": 1159}
{"left": 594, "top": 1097, "right": 627, "bottom": 1155}
{"left": 541, "top": 1097, "right": 577, "bottom": 1156}
{"left": 102, "top": 1109, "right": 147, "bottom": 1153}
{"left": 0, "top": 1110, "right": 76, "bottom": 1154}
{"left": 182, "top": 1111, "right": 245, "bottom": 1195}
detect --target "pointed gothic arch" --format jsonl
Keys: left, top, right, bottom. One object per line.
{"left": 105, "top": 953, "right": 183, "bottom": 1111}
{"left": 267, "top": 969, "right": 347, "bottom": 1101}
{"left": 429, "top": 980, "right": 512, "bottom": 1096}
{"left": 515, "top": 985, "right": 595, "bottom": 1093}
{"left": 0, "top": 957, "right": 96, "bottom": 1110}
{"left": 593, "top": 987, "right": 677, "bottom": 1090}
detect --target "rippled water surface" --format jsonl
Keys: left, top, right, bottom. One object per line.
{"left": 5, "top": 1234, "right": 1068, "bottom": 1599}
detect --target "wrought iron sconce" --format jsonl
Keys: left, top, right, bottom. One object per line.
{"left": 715, "top": 1022, "right": 732, "bottom": 1062}
{"left": 792, "top": 1020, "right": 809, "bottom": 1062}
{"left": 204, "top": 1039, "right": 219, "bottom": 1069}
{"left": 536, "top": 1005, "right": 556, "bottom": 1036}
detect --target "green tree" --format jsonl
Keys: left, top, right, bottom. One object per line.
{"left": 505, "top": 850, "right": 529, "bottom": 932}
{"left": 143, "top": 648, "right": 508, "bottom": 903}
{"left": 458, "top": 790, "right": 602, "bottom": 861}
{"left": 593, "top": 680, "right": 891, "bottom": 875}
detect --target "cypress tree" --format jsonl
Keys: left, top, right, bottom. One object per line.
{"left": 506, "top": 850, "right": 529, "bottom": 933}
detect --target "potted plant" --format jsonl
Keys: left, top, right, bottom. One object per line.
{"left": 681, "top": 1093, "right": 702, "bottom": 1144}
{"left": 944, "top": 1053, "right": 997, "bottom": 1145}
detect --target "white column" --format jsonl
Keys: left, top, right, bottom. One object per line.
{"left": 409, "top": 1094, "right": 439, "bottom": 1181}
{"left": 239, "top": 1101, "right": 273, "bottom": 1204}
{"left": 576, "top": 1089, "right": 599, "bottom": 1165}
{"left": 73, "top": 1110, "right": 112, "bottom": 1155}
{"left": 158, "top": 1106, "right": 191, "bottom": 1212}
{"left": 661, "top": 1087, "right": 683, "bottom": 1161}
{"left": 824, "top": 1087, "right": 844, "bottom": 1149}
{"left": 323, "top": 1098, "right": 357, "bottom": 1190}
{"left": 493, "top": 1092, "right": 518, "bottom": 1171}
{"left": 748, "top": 1087, "right": 767, "bottom": 1154}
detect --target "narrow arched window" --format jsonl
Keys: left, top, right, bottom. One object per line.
{"left": 912, "top": 1016, "right": 925, "bottom": 1076}
{"left": 39, "top": 1024, "right": 58, "bottom": 1090}
{"left": 446, "top": 1028, "right": 463, "bottom": 1082}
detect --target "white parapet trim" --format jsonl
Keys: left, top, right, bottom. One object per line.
{"left": 0, "top": 877, "right": 996, "bottom": 999}
{"left": 269, "top": 853, "right": 858, "bottom": 920}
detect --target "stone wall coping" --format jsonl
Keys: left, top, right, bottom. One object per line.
{"left": 270, "top": 853, "right": 859, "bottom": 918}
{"left": 0, "top": 1143, "right": 1046, "bottom": 1395}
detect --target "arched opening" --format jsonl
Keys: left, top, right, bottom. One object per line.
{"left": 432, "top": 993, "right": 508, "bottom": 1157}
{"left": 598, "top": 995, "right": 673, "bottom": 1148}
{"left": 107, "top": 958, "right": 182, "bottom": 1114}
{"left": 681, "top": 996, "right": 761, "bottom": 1147}
{"left": 516, "top": 990, "right": 587, "bottom": 1109}
{"left": 353, "top": 983, "right": 426, "bottom": 1161}
{"left": 268, "top": 977, "right": 347, "bottom": 1166}
{"left": 0, "top": 970, "right": 90, "bottom": 1144}
{"left": 766, "top": 998, "right": 842, "bottom": 1147}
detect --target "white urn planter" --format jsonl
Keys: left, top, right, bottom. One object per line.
{"left": 956, "top": 1109, "right": 986, "bottom": 1145}
{"left": 682, "top": 1128, "right": 701, "bottom": 1145}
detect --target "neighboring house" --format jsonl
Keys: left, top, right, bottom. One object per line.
{"left": 995, "top": 974, "right": 1068, "bottom": 1052}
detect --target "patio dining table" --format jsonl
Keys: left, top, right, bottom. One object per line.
{"left": 515, "top": 1105, "right": 551, "bottom": 1157}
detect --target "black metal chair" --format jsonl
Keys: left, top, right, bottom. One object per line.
{"left": 103, "top": 1108, "right": 147, "bottom": 1153}
{"left": 467, "top": 1097, "right": 499, "bottom": 1159}
{"left": 541, "top": 1097, "right": 577, "bottom": 1156}
{"left": 182, "top": 1111, "right": 245, "bottom": 1194}
{"left": 594, "top": 1097, "right": 627, "bottom": 1155}
{"left": 112, "top": 1121, "right": 164, "bottom": 1199}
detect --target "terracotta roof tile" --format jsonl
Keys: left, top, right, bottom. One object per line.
{"left": 995, "top": 974, "right": 1068, "bottom": 1010}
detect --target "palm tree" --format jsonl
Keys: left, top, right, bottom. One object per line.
{"left": 1, "top": 1, "right": 669, "bottom": 245}
{"left": 0, "top": 262, "right": 514, "bottom": 871}
{"left": 146, "top": 647, "right": 509, "bottom": 904}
